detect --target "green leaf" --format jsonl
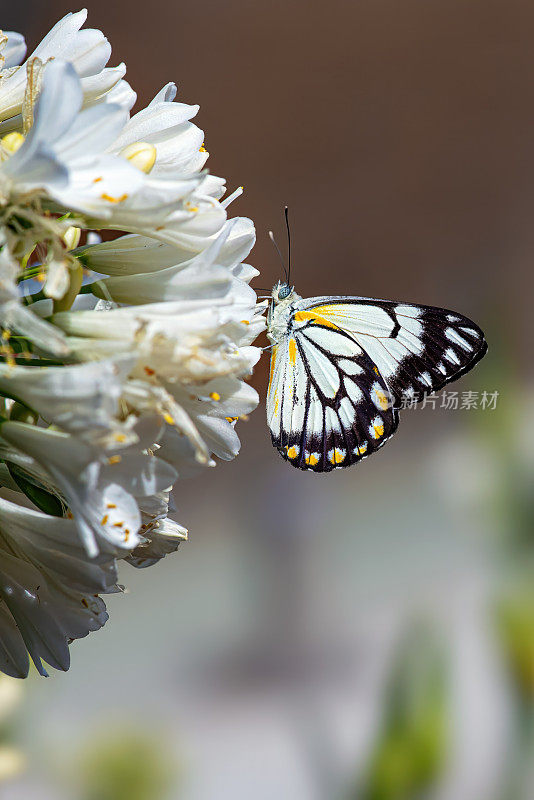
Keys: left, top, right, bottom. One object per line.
{"left": 6, "top": 463, "right": 64, "bottom": 517}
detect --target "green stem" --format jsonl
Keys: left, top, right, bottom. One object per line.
{"left": 17, "top": 266, "right": 44, "bottom": 283}
{"left": 21, "top": 289, "right": 46, "bottom": 305}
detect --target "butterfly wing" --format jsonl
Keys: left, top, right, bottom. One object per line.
{"left": 267, "top": 324, "right": 399, "bottom": 471}
{"left": 301, "top": 296, "right": 487, "bottom": 404}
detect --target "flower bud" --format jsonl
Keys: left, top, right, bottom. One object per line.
{"left": 120, "top": 141, "right": 157, "bottom": 174}
{"left": 63, "top": 226, "right": 81, "bottom": 251}
{"left": 9, "top": 402, "right": 38, "bottom": 425}
{"left": 1, "top": 132, "right": 25, "bottom": 155}
{"left": 52, "top": 263, "right": 84, "bottom": 313}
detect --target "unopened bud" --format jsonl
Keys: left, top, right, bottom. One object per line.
{"left": 52, "top": 263, "right": 84, "bottom": 313}
{"left": 63, "top": 226, "right": 81, "bottom": 251}
{"left": 10, "top": 402, "right": 38, "bottom": 425}
{"left": 120, "top": 141, "right": 157, "bottom": 174}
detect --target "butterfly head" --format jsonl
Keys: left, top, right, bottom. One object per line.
{"left": 272, "top": 281, "right": 295, "bottom": 304}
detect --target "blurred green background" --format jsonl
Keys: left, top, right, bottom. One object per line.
{"left": 1, "top": 1, "right": 532, "bottom": 798}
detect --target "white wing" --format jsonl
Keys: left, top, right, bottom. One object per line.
{"left": 267, "top": 325, "right": 398, "bottom": 472}
{"left": 298, "top": 296, "right": 487, "bottom": 404}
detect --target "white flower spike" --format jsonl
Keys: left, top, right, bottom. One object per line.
{"left": 0, "top": 10, "right": 263, "bottom": 677}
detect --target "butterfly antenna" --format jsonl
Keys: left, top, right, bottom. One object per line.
{"left": 284, "top": 206, "right": 291, "bottom": 285}
{"left": 268, "top": 230, "right": 289, "bottom": 284}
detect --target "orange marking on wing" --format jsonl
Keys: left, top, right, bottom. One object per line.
{"left": 294, "top": 310, "right": 339, "bottom": 330}
{"left": 268, "top": 345, "right": 278, "bottom": 393}
{"left": 311, "top": 304, "right": 352, "bottom": 319}
{"left": 288, "top": 338, "right": 297, "bottom": 364}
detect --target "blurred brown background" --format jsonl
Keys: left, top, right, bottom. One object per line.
{"left": 3, "top": 2, "right": 533, "bottom": 799}
{"left": 7, "top": 0, "right": 533, "bottom": 343}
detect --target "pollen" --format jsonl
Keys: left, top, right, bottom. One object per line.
{"left": 114, "top": 433, "right": 127, "bottom": 443}
{"left": 209, "top": 392, "right": 221, "bottom": 401}
{"left": 106, "top": 503, "right": 117, "bottom": 509}
{"left": 107, "top": 455, "right": 122, "bottom": 465}
{"left": 101, "top": 192, "right": 129, "bottom": 203}
{"left": 144, "top": 366, "right": 155, "bottom": 376}
{"left": 113, "top": 521, "right": 124, "bottom": 527}
{"left": 101, "top": 515, "right": 109, "bottom": 526}
{"left": 163, "top": 413, "right": 176, "bottom": 425}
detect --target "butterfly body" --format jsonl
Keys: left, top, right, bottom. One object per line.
{"left": 266, "top": 281, "right": 487, "bottom": 472}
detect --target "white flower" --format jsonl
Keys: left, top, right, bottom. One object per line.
{"left": 1, "top": 59, "right": 143, "bottom": 214}
{"left": 0, "top": 234, "right": 71, "bottom": 356}
{"left": 0, "top": 10, "right": 131, "bottom": 133}
{"left": 77, "top": 216, "right": 259, "bottom": 277}
{"left": 52, "top": 234, "right": 265, "bottom": 470}
{"left": 0, "top": 355, "right": 136, "bottom": 446}
{"left": 0, "top": 31, "right": 26, "bottom": 71}
{"left": 0, "top": 496, "right": 119, "bottom": 677}
{"left": 126, "top": 489, "right": 188, "bottom": 569}
{"left": 0, "top": 421, "right": 144, "bottom": 556}
{"left": 109, "top": 83, "right": 207, "bottom": 180}
{"left": 0, "top": 9, "right": 264, "bottom": 678}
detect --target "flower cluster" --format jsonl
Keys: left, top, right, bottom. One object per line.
{"left": 0, "top": 10, "right": 264, "bottom": 677}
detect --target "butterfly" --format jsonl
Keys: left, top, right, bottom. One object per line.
{"left": 266, "top": 281, "right": 487, "bottom": 472}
